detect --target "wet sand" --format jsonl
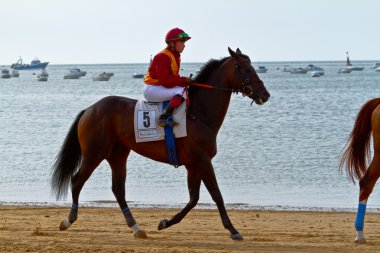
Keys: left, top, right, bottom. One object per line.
{"left": 1, "top": 206, "right": 380, "bottom": 252}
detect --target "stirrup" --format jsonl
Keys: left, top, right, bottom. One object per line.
{"left": 158, "top": 115, "right": 178, "bottom": 127}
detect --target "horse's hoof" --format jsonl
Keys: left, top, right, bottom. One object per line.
{"left": 133, "top": 229, "right": 148, "bottom": 238}
{"left": 355, "top": 231, "right": 366, "bottom": 244}
{"left": 355, "top": 238, "right": 367, "bottom": 244}
{"left": 158, "top": 219, "right": 168, "bottom": 230}
{"left": 231, "top": 233, "right": 244, "bottom": 240}
{"left": 59, "top": 219, "right": 72, "bottom": 231}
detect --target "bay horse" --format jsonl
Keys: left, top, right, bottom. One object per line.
{"left": 340, "top": 98, "right": 380, "bottom": 243}
{"left": 51, "top": 47, "right": 270, "bottom": 240}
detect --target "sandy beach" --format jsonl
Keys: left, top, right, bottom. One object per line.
{"left": 1, "top": 206, "right": 380, "bottom": 252}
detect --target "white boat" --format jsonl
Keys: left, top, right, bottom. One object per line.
{"left": 256, "top": 65, "right": 268, "bottom": 73}
{"left": 375, "top": 67, "right": 380, "bottom": 72}
{"left": 345, "top": 52, "right": 364, "bottom": 71}
{"left": 280, "top": 65, "right": 292, "bottom": 72}
{"left": 338, "top": 67, "right": 352, "bottom": 73}
{"left": 92, "top": 72, "right": 111, "bottom": 81}
{"left": 37, "top": 69, "right": 49, "bottom": 81}
{"left": 64, "top": 68, "right": 85, "bottom": 79}
{"left": 72, "top": 68, "right": 86, "bottom": 76}
{"left": 290, "top": 68, "right": 307, "bottom": 74}
{"left": 11, "top": 70, "right": 20, "bottom": 77}
{"left": 311, "top": 71, "right": 324, "bottom": 77}
{"left": 1, "top": 69, "right": 11, "bottom": 78}
{"left": 370, "top": 63, "right": 380, "bottom": 69}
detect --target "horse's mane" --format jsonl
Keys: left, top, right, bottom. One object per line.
{"left": 193, "top": 57, "right": 230, "bottom": 83}
{"left": 193, "top": 54, "right": 250, "bottom": 83}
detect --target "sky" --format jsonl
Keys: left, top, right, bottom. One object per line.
{"left": 1, "top": 0, "right": 379, "bottom": 64}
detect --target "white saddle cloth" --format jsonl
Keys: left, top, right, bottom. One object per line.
{"left": 134, "top": 100, "right": 187, "bottom": 143}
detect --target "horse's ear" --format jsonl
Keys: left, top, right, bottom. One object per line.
{"left": 236, "top": 48, "right": 242, "bottom": 54}
{"left": 228, "top": 47, "right": 236, "bottom": 58}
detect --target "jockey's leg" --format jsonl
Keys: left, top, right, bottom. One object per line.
{"left": 159, "top": 94, "right": 185, "bottom": 127}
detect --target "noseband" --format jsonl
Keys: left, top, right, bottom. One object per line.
{"left": 233, "top": 58, "right": 262, "bottom": 98}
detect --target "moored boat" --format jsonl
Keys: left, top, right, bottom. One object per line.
{"left": 93, "top": 72, "right": 111, "bottom": 81}
{"left": 132, "top": 73, "right": 145, "bottom": 78}
{"left": 256, "top": 65, "right": 268, "bottom": 73}
{"left": 338, "top": 67, "right": 352, "bottom": 73}
{"left": 37, "top": 69, "right": 49, "bottom": 81}
{"left": 11, "top": 57, "right": 49, "bottom": 70}
{"left": 11, "top": 70, "right": 20, "bottom": 77}
{"left": 1, "top": 69, "right": 11, "bottom": 78}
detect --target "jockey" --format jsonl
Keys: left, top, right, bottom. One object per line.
{"left": 144, "top": 27, "right": 192, "bottom": 127}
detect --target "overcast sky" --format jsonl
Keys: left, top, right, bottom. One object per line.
{"left": 1, "top": 0, "right": 379, "bottom": 64}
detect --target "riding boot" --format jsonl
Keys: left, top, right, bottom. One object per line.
{"left": 159, "top": 94, "right": 184, "bottom": 127}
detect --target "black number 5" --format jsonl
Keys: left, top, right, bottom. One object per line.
{"left": 143, "top": 111, "right": 151, "bottom": 127}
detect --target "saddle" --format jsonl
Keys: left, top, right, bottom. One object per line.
{"left": 134, "top": 100, "right": 187, "bottom": 143}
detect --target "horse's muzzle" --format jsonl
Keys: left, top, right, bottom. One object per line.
{"left": 252, "top": 90, "right": 270, "bottom": 105}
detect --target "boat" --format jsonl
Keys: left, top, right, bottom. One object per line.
{"left": 11, "top": 57, "right": 49, "bottom": 70}
{"left": 64, "top": 68, "right": 86, "bottom": 79}
{"left": 11, "top": 70, "right": 20, "bottom": 77}
{"left": 92, "top": 72, "right": 112, "bottom": 81}
{"left": 132, "top": 73, "right": 145, "bottom": 78}
{"left": 290, "top": 68, "right": 307, "bottom": 74}
{"left": 256, "top": 65, "right": 268, "bottom": 73}
{"left": 337, "top": 67, "right": 352, "bottom": 73}
{"left": 345, "top": 52, "right": 364, "bottom": 71}
{"left": 1, "top": 69, "right": 11, "bottom": 78}
{"left": 280, "top": 65, "right": 292, "bottom": 72}
{"left": 375, "top": 67, "right": 380, "bottom": 72}
{"left": 370, "top": 63, "right": 380, "bottom": 69}
{"left": 37, "top": 69, "right": 49, "bottom": 81}
{"left": 311, "top": 71, "right": 323, "bottom": 77}
{"left": 70, "top": 68, "right": 86, "bottom": 76}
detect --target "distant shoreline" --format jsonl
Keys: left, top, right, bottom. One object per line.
{"left": 2, "top": 60, "right": 380, "bottom": 66}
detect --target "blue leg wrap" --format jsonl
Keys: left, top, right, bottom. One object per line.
{"left": 355, "top": 203, "right": 367, "bottom": 231}
{"left": 122, "top": 207, "right": 136, "bottom": 227}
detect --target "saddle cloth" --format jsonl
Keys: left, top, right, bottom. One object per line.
{"left": 134, "top": 100, "right": 187, "bottom": 143}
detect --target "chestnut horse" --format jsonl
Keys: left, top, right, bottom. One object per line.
{"left": 340, "top": 98, "right": 380, "bottom": 243}
{"left": 51, "top": 48, "right": 270, "bottom": 240}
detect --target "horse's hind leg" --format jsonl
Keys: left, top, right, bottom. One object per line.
{"left": 107, "top": 143, "right": 147, "bottom": 238}
{"left": 158, "top": 167, "right": 201, "bottom": 230}
{"left": 59, "top": 157, "right": 102, "bottom": 230}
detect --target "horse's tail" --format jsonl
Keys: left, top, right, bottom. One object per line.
{"left": 51, "top": 110, "right": 85, "bottom": 200}
{"left": 339, "top": 98, "right": 380, "bottom": 183}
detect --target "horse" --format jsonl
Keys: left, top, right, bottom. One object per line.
{"left": 339, "top": 98, "right": 380, "bottom": 244}
{"left": 51, "top": 47, "right": 270, "bottom": 240}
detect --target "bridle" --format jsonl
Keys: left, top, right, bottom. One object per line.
{"left": 232, "top": 58, "right": 263, "bottom": 99}
{"left": 190, "top": 57, "right": 262, "bottom": 99}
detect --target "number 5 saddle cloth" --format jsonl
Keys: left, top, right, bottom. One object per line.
{"left": 134, "top": 100, "right": 187, "bottom": 143}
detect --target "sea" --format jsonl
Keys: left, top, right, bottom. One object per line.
{"left": 1, "top": 61, "right": 380, "bottom": 212}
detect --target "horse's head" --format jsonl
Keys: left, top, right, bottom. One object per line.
{"left": 227, "top": 47, "right": 270, "bottom": 105}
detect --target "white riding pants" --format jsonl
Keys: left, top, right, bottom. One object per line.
{"left": 143, "top": 84, "right": 185, "bottom": 102}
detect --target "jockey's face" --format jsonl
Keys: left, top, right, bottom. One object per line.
{"left": 174, "top": 41, "right": 185, "bottom": 53}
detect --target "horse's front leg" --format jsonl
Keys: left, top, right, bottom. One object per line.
{"left": 198, "top": 156, "right": 243, "bottom": 240}
{"left": 158, "top": 168, "right": 201, "bottom": 230}
{"left": 355, "top": 155, "right": 380, "bottom": 244}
